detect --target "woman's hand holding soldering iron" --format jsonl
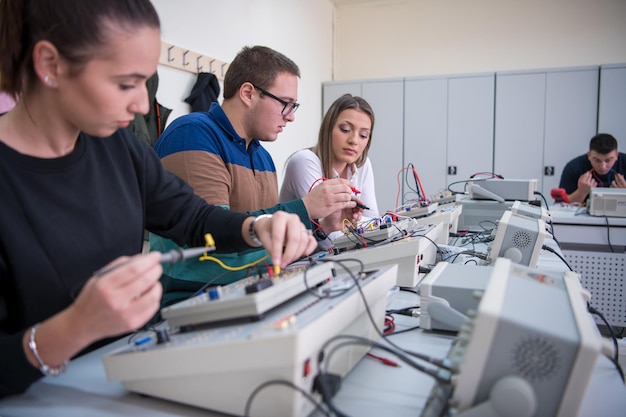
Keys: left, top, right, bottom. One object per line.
{"left": 21, "top": 253, "right": 164, "bottom": 374}
{"left": 43, "top": 211, "right": 317, "bottom": 359}
{"left": 70, "top": 252, "right": 164, "bottom": 343}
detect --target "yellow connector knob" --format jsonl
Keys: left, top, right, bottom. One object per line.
{"left": 204, "top": 233, "right": 215, "bottom": 248}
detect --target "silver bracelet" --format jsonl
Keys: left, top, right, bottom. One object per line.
{"left": 28, "top": 324, "right": 68, "bottom": 377}
{"left": 248, "top": 214, "right": 273, "bottom": 247}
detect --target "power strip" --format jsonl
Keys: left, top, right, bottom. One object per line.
{"left": 161, "top": 262, "right": 335, "bottom": 327}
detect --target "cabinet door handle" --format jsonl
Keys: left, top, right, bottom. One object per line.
{"left": 544, "top": 166, "right": 555, "bottom": 176}
{"left": 448, "top": 166, "right": 457, "bottom": 175}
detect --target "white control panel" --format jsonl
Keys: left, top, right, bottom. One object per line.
{"left": 103, "top": 264, "right": 398, "bottom": 417}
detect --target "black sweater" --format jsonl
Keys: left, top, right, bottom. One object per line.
{"left": 0, "top": 129, "right": 249, "bottom": 397}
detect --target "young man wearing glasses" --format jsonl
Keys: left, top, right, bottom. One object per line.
{"left": 151, "top": 46, "right": 362, "bottom": 304}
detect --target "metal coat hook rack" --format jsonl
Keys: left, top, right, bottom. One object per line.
{"left": 159, "top": 41, "right": 228, "bottom": 80}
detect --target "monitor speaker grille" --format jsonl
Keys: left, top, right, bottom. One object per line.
{"left": 512, "top": 335, "right": 561, "bottom": 381}
{"left": 512, "top": 230, "right": 532, "bottom": 248}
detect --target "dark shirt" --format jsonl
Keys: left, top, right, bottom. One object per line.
{"left": 559, "top": 152, "right": 626, "bottom": 198}
{"left": 0, "top": 128, "right": 250, "bottom": 397}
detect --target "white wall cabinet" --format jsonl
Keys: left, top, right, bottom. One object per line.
{"left": 494, "top": 67, "right": 599, "bottom": 198}
{"left": 323, "top": 63, "right": 620, "bottom": 207}
{"left": 402, "top": 77, "right": 447, "bottom": 200}
{"left": 322, "top": 78, "right": 404, "bottom": 213}
{"left": 404, "top": 74, "right": 495, "bottom": 197}
{"left": 323, "top": 75, "right": 494, "bottom": 212}
{"left": 598, "top": 64, "right": 626, "bottom": 151}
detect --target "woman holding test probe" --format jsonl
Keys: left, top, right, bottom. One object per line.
{"left": 0, "top": 0, "right": 317, "bottom": 398}
{"left": 280, "top": 94, "right": 378, "bottom": 242}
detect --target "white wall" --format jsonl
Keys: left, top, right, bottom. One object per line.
{"left": 151, "top": 0, "right": 335, "bottom": 185}
{"left": 152, "top": 0, "right": 626, "bottom": 186}
{"left": 333, "top": 0, "right": 626, "bottom": 79}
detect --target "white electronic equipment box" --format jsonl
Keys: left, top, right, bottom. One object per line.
{"left": 413, "top": 204, "right": 462, "bottom": 244}
{"left": 421, "top": 258, "right": 601, "bottom": 417}
{"left": 395, "top": 201, "right": 439, "bottom": 218}
{"left": 419, "top": 262, "right": 492, "bottom": 332}
{"left": 326, "top": 222, "right": 444, "bottom": 288}
{"left": 510, "top": 200, "right": 550, "bottom": 223}
{"left": 469, "top": 178, "right": 538, "bottom": 202}
{"left": 161, "top": 262, "right": 335, "bottom": 327}
{"left": 588, "top": 187, "right": 626, "bottom": 217}
{"left": 487, "top": 211, "right": 547, "bottom": 267}
{"left": 457, "top": 199, "right": 514, "bottom": 233}
{"left": 103, "top": 264, "right": 398, "bottom": 417}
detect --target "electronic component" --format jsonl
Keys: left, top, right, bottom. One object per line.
{"left": 457, "top": 199, "right": 515, "bottom": 232}
{"left": 588, "top": 187, "right": 626, "bottom": 217}
{"left": 159, "top": 245, "right": 215, "bottom": 263}
{"left": 330, "top": 217, "right": 421, "bottom": 250}
{"left": 412, "top": 204, "right": 463, "bottom": 243}
{"left": 326, "top": 223, "right": 444, "bottom": 288}
{"left": 469, "top": 178, "right": 538, "bottom": 201}
{"left": 422, "top": 258, "right": 601, "bottom": 417}
{"left": 160, "top": 262, "right": 335, "bottom": 327}
{"left": 510, "top": 200, "right": 550, "bottom": 222}
{"left": 397, "top": 201, "right": 439, "bottom": 218}
{"left": 419, "top": 262, "right": 493, "bottom": 332}
{"left": 103, "top": 265, "right": 398, "bottom": 417}
{"left": 487, "top": 210, "right": 547, "bottom": 267}
{"left": 93, "top": 245, "right": 215, "bottom": 277}
{"left": 551, "top": 188, "right": 570, "bottom": 204}
{"left": 433, "top": 192, "right": 465, "bottom": 207}
{"left": 468, "top": 183, "right": 505, "bottom": 202}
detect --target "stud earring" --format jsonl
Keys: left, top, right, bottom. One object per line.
{"left": 44, "top": 75, "right": 56, "bottom": 87}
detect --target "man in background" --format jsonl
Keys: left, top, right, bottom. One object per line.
{"left": 559, "top": 133, "right": 626, "bottom": 204}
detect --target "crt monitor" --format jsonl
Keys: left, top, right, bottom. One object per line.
{"left": 487, "top": 210, "right": 547, "bottom": 267}
{"left": 421, "top": 257, "right": 603, "bottom": 417}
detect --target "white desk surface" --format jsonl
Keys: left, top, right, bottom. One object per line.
{"left": 549, "top": 205, "right": 626, "bottom": 226}
{"left": 0, "top": 231, "right": 623, "bottom": 416}
{"left": 547, "top": 206, "right": 626, "bottom": 248}
{"left": 1, "top": 288, "right": 625, "bottom": 417}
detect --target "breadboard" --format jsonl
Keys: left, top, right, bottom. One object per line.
{"left": 397, "top": 202, "right": 439, "bottom": 218}
{"left": 326, "top": 223, "right": 443, "bottom": 288}
{"left": 330, "top": 217, "right": 420, "bottom": 249}
{"left": 161, "top": 262, "right": 334, "bottom": 327}
{"left": 562, "top": 249, "right": 626, "bottom": 327}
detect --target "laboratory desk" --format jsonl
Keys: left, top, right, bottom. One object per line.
{"left": 1, "top": 288, "right": 625, "bottom": 417}
{"left": 549, "top": 206, "right": 626, "bottom": 251}
{"left": 548, "top": 206, "right": 626, "bottom": 328}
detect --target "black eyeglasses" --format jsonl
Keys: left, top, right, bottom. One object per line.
{"left": 252, "top": 84, "right": 300, "bottom": 116}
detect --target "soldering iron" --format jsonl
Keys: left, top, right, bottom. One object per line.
{"left": 92, "top": 245, "right": 215, "bottom": 277}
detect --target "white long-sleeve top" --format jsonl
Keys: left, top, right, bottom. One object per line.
{"left": 279, "top": 149, "right": 379, "bottom": 219}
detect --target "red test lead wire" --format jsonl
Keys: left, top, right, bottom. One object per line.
{"left": 320, "top": 177, "right": 361, "bottom": 194}
{"left": 366, "top": 352, "right": 399, "bottom": 367}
